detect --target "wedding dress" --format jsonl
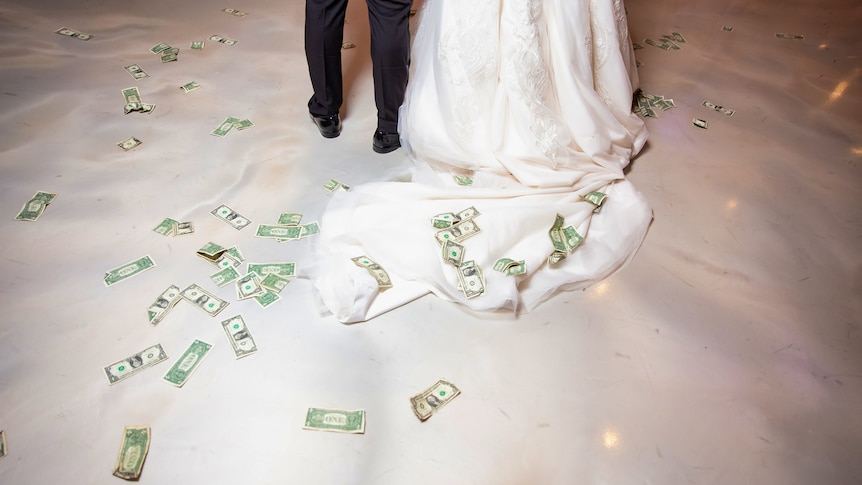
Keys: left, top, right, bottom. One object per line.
{"left": 313, "top": 0, "right": 652, "bottom": 323}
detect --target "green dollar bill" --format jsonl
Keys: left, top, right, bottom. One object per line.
{"left": 0, "top": 429, "right": 6, "bottom": 459}
{"left": 236, "top": 273, "right": 265, "bottom": 300}
{"left": 122, "top": 86, "right": 142, "bottom": 107}
{"left": 220, "top": 315, "right": 257, "bottom": 359}
{"left": 55, "top": 27, "right": 92, "bottom": 40}
{"left": 163, "top": 340, "right": 212, "bottom": 387}
{"left": 351, "top": 256, "right": 393, "bottom": 289}
{"left": 410, "top": 379, "right": 461, "bottom": 421}
{"left": 210, "top": 116, "right": 241, "bottom": 137}
{"left": 173, "top": 221, "right": 194, "bottom": 236}
{"left": 117, "top": 136, "right": 142, "bottom": 151}
{"left": 209, "top": 34, "right": 238, "bottom": 46}
{"left": 322, "top": 178, "right": 349, "bottom": 192}
{"left": 140, "top": 103, "right": 156, "bottom": 114}
{"left": 124, "top": 64, "right": 149, "bottom": 80}
{"left": 210, "top": 266, "right": 241, "bottom": 287}
{"left": 632, "top": 42, "right": 644, "bottom": 50}
{"left": 432, "top": 212, "right": 459, "bottom": 229}
{"left": 457, "top": 206, "right": 480, "bottom": 221}
{"left": 197, "top": 241, "right": 226, "bottom": 259}
{"left": 190, "top": 40, "right": 205, "bottom": 50}
{"left": 582, "top": 191, "right": 607, "bottom": 210}
{"left": 722, "top": 26, "right": 734, "bottom": 32}
{"left": 103, "top": 344, "right": 168, "bottom": 385}
{"left": 149, "top": 42, "right": 171, "bottom": 54}
{"left": 693, "top": 118, "right": 708, "bottom": 129}
{"left": 104, "top": 255, "right": 156, "bottom": 287}
{"left": 435, "top": 218, "right": 481, "bottom": 245}
{"left": 452, "top": 174, "right": 473, "bottom": 185}
{"left": 211, "top": 204, "right": 251, "bottom": 229}
{"left": 180, "top": 81, "right": 200, "bottom": 93}
{"left": 223, "top": 8, "right": 249, "bottom": 17}
{"left": 14, "top": 190, "right": 57, "bottom": 221}
{"left": 153, "top": 217, "right": 178, "bottom": 236}
{"left": 226, "top": 246, "right": 245, "bottom": 262}
{"left": 548, "top": 251, "right": 567, "bottom": 265}
{"left": 277, "top": 212, "right": 303, "bottom": 225}
{"left": 562, "top": 226, "right": 583, "bottom": 251}
{"left": 670, "top": 32, "right": 686, "bottom": 43}
{"left": 247, "top": 262, "right": 296, "bottom": 278}
{"left": 303, "top": 408, "right": 365, "bottom": 434}
{"left": 148, "top": 285, "right": 181, "bottom": 325}
{"left": 645, "top": 38, "right": 672, "bottom": 51}
{"left": 776, "top": 33, "right": 804, "bottom": 40}
{"left": 442, "top": 239, "right": 465, "bottom": 266}
{"left": 259, "top": 273, "right": 290, "bottom": 293}
{"left": 505, "top": 261, "right": 527, "bottom": 276}
{"left": 256, "top": 224, "right": 302, "bottom": 240}
{"left": 181, "top": 284, "right": 229, "bottom": 317}
{"left": 254, "top": 289, "right": 280, "bottom": 308}
{"left": 233, "top": 118, "right": 254, "bottom": 130}
{"left": 456, "top": 260, "right": 484, "bottom": 298}
{"left": 299, "top": 221, "right": 320, "bottom": 238}
{"left": 214, "top": 253, "right": 241, "bottom": 271}
{"left": 112, "top": 426, "right": 150, "bottom": 480}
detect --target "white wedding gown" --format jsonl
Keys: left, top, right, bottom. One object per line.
{"left": 313, "top": 0, "right": 652, "bottom": 323}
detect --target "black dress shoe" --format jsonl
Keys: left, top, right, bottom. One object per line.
{"left": 372, "top": 130, "right": 400, "bottom": 154}
{"left": 310, "top": 113, "right": 341, "bottom": 138}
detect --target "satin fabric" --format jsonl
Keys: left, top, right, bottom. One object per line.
{"left": 314, "top": 0, "right": 652, "bottom": 323}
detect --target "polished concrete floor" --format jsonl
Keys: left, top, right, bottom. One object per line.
{"left": 0, "top": 0, "right": 860, "bottom": 483}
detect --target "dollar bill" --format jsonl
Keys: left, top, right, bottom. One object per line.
{"left": 210, "top": 266, "right": 241, "bottom": 287}
{"left": 55, "top": 27, "right": 92, "bottom": 41}
{"left": 236, "top": 273, "right": 265, "bottom": 299}
{"left": 14, "top": 191, "right": 57, "bottom": 221}
{"left": 211, "top": 204, "right": 251, "bottom": 230}
{"left": 233, "top": 118, "right": 254, "bottom": 130}
{"left": 223, "top": 7, "right": 249, "bottom": 17}
{"left": 776, "top": 33, "right": 804, "bottom": 40}
{"left": 221, "top": 315, "right": 257, "bottom": 358}
{"left": 456, "top": 206, "right": 480, "bottom": 221}
{"left": 442, "top": 239, "right": 465, "bottom": 266}
{"left": 160, "top": 51, "right": 176, "bottom": 62}
{"left": 260, "top": 273, "right": 290, "bottom": 293}
{"left": 702, "top": 100, "right": 735, "bottom": 116}
{"left": 209, "top": 34, "right": 238, "bottom": 46}
{"left": 103, "top": 344, "right": 168, "bottom": 385}
{"left": 162, "top": 340, "right": 212, "bottom": 387}
{"left": 123, "top": 64, "right": 149, "bottom": 80}
{"left": 196, "top": 241, "right": 226, "bottom": 260}
{"left": 303, "top": 408, "right": 365, "bottom": 434}
{"left": 254, "top": 290, "right": 280, "bottom": 308}
{"left": 548, "top": 251, "right": 567, "bottom": 265}
{"left": 504, "top": 261, "right": 526, "bottom": 276}
{"left": 322, "top": 178, "right": 349, "bottom": 192}
{"left": 117, "top": 136, "right": 142, "bottom": 151}
{"left": 173, "top": 221, "right": 194, "bottom": 236}
{"left": 351, "top": 256, "right": 393, "bottom": 289}
{"left": 277, "top": 212, "right": 303, "bottom": 225}
{"left": 226, "top": 246, "right": 245, "bottom": 262}
{"left": 299, "top": 221, "right": 320, "bottom": 238}
{"left": 582, "top": 191, "right": 608, "bottom": 213}
{"left": 210, "top": 116, "right": 241, "bottom": 137}
{"left": 693, "top": 118, "right": 708, "bottom": 129}
{"left": 256, "top": 224, "right": 302, "bottom": 240}
{"left": 190, "top": 40, "right": 204, "bottom": 50}
{"left": 180, "top": 81, "right": 200, "bottom": 93}
{"left": 152, "top": 217, "right": 177, "bottom": 236}
{"left": 456, "top": 260, "right": 485, "bottom": 298}
{"left": 645, "top": 38, "right": 672, "bottom": 51}
{"left": 722, "top": 26, "right": 734, "bottom": 32}
{"left": 632, "top": 42, "right": 644, "bottom": 50}
{"left": 104, "top": 255, "right": 156, "bottom": 287}
{"left": 149, "top": 42, "right": 171, "bottom": 54}
{"left": 247, "top": 262, "right": 296, "bottom": 278}
{"left": 121, "top": 86, "right": 143, "bottom": 113}
{"left": 181, "top": 284, "right": 229, "bottom": 316}
{"left": 410, "top": 379, "right": 461, "bottom": 421}
{"left": 452, "top": 174, "right": 473, "bottom": 185}
{"left": 112, "top": 426, "right": 150, "bottom": 480}
{"left": 213, "top": 253, "right": 241, "bottom": 272}
{"left": 147, "top": 285, "right": 182, "bottom": 325}
{"left": 0, "top": 429, "right": 6, "bottom": 459}
{"left": 562, "top": 226, "right": 584, "bottom": 251}
{"left": 432, "top": 212, "right": 459, "bottom": 229}
{"left": 342, "top": 42, "right": 356, "bottom": 49}
{"left": 436, "top": 218, "right": 481, "bottom": 245}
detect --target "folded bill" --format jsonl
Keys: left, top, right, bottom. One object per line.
{"left": 14, "top": 191, "right": 57, "bottom": 221}
{"left": 153, "top": 217, "right": 178, "bottom": 236}
{"left": 147, "top": 285, "right": 182, "bottom": 325}
{"left": 112, "top": 426, "right": 150, "bottom": 480}
{"left": 410, "top": 379, "right": 461, "bottom": 421}
{"left": 103, "top": 344, "right": 168, "bottom": 385}
{"left": 351, "top": 256, "right": 393, "bottom": 289}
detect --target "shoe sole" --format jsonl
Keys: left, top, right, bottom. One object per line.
{"left": 373, "top": 143, "right": 400, "bottom": 154}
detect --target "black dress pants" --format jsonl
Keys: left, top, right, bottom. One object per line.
{"left": 305, "top": 0, "right": 412, "bottom": 133}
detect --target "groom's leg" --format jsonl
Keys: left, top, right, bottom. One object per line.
{"left": 366, "top": 0, "right": 412, "bottom": 133}
{"left": 305, "top": 0, "right": 349, "bottom": 117}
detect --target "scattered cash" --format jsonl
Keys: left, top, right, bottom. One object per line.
{"left": 160, "top": 47, "right": 179, "bottom": 63}
{"left": 112, "top": 426, "right": 150, "bottom": 480}
{"left": 410, "top": 379, "right": 461, "bottom": 421}
{"left": 0, "top": 429, "right": 5, "bottom": 459}
{"left": 173, "top": 221, "right": 194, "bottom": 235}
{"left": 209, "top": 34, "right": 238, "bottom": 46}
{"left": 211, "top": 204, "right": 251, "bottom": 230}
{"left": 722, "top": 26, "right": 734, "bottom": 32}
{"left": 121, "top": 87, "right": 155, "bottom": 114}
{"left": 254, "top": 290, "right": 280, "bottom": 308}
{"left": 124, "top": 64, "right": 149, "bottom": 80}
{"left": 181, "top": 284, "right": 229, "bottom": 316}
{"left": 303, "top": 408, "right": 365, "bottom": 434}
{"left": 180, "top": 81, "right": 201, "bottom": 93}
{"left": 342, "top": 42, "right": 356, "bottom": 49}
{"left": 223, "top": 7, "right": 249, "bottom": 17}
{"left": 256, "top": 224, "right": 301, "bottom": 240}
{"left": 190, "top": 41, "right": 205, "bottom": 50}
{"left": 260, "top": 273, "right": 290, "bottom": 293}
{"left": 210, "top": 116, "right": 253, "bottom": 136}
{"left": 456, "top": 260, "right": 485, "bottom": 298}
{"left": 104, "top": 255, "right": 156, "bottom": 287}
{"left": 432, "top": 212, "right": 459, "bottom": 229}
{"left": 117, "top": 136, "right": 142, "bottom": 151}
{"left": 582, "top": 191, "right": 608, "bottom": 213}
{"left": 299, "top": 221, "right": 320, "bottom": 238}
{"left": 233, "top": 118, "right": 254, "bottom": 130}
{"left": 215, "top": 252, "right": 242, "bottom": 270}
{"left": 442, "top": 239, "right": 465, "bottom": 266}
{"left": 776, "top": 33, "right": 804, "bottom": 40}
{"left": 435, "top": 218, "right": 481, "bottom": 245}
{"left": 149, "top": 42, "right": 171, "bottom": 54}
{"left": 548, "top": 214, "right": 583, "bottom": 265}
{"left": 693, "top": 118, "right": 708, "bottom": 129}
{"left": 235, "top": 273, "right": 265, "bottom": 300}
{"left": 702, "top": 100, "right": 735, "bottom": 116}
{"left": 153, "top": 217, "right": 178, "bottom": 235}
{"left": 277, "top": 212, "right": 303, "bottom": 225}
{"left": 493, "top": 258, "right": 526, "bottom": 276}
{"left": 14, "top": 191, "right": 57, "bottom": 221}
{"left": 103, "top": 344, "right": 168, "bottom": 385}
{"left": 210, "top": 266, "right": 241, "bottom": 287}
{"left": 247, "top": 262, "right": 296, "bottom": 278}
{"left": 453, "top": 174, "right": 473, "bottom": 185}
{"left": 633, "top": 91, "right": 675, "bottom": 118}
{"left": 147, "top": 285, "right": 182, "bottom": 325}
{"left": 352, "top": 256, "right": 393, "bottom": 289}
{"left": 55, "top": 27, "right": 92, "bottom": 41}
{"left": 322, "top": 179, "right": 350, "bottom": 192}
{"left": 163, "top": 339, "right": 212, "bottom": 387}
{"left": 221, "top": 315, "right": 258, "bottom": 358}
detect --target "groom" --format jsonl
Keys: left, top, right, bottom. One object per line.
{"left": 305, "top": 0, "right": 412, "bottom": 153}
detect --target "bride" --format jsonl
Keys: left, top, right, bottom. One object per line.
{"left": 313, "top": 0, "right": 652, "bottom": 323}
